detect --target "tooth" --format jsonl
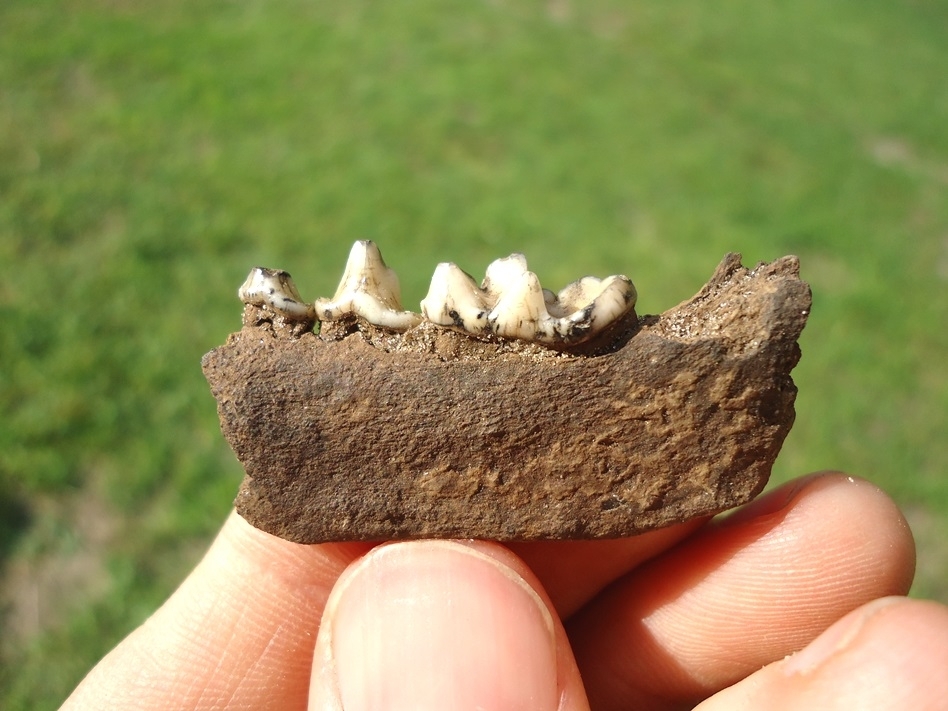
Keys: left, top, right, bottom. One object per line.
{"left": 547, "top": 275, "right": 638, "bottom": 342}
{"left": 238, "top": 267, "right": 314, "bottom": 320}
{"left": 487, "top": 269, "right": 546, "bottom": 342}
{"left": 314, "top": 241, "right": 422, "bottom": 331}
{"left": 421, "top": 263, "right": 489, "bottom": 333}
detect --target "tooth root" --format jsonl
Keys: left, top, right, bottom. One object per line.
{"left": 315, "top": 240, "right": 422, "bottom": 331}
{"left": 421, "top": 263, "right": 489, "bottom": 333}
{"left": 239, "top": 267, "right": 314, "bottom": 320}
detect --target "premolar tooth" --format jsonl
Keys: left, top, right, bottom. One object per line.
{"left": 421, "top": 263, "right": 489, "bottom": 332}
{"left": 239, "top": 267, "right": 314, "bottom": 320}
{"left": 315, "top": 240, "right": 421, "bottom": 331}
{"left": 549, "top": 276, "right": 603, "bottom": 317}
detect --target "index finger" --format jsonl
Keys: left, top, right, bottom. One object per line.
{"left": 61, "top": 511, "right": 372, "bottom": 711}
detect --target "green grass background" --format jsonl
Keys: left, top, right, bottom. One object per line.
{"left": 2, "top": 0, "right": 946, "bottom": 707}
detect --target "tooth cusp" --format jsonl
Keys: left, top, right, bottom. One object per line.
{"left": 239, "top": 267, "right": 314, "bottom": 320}
{"left": 314, "top": 240, "right": 422, "bottom": 331}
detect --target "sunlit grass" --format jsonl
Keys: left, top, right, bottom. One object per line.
{"left": 1, "top": 0, "right": 947, "bottom": 707}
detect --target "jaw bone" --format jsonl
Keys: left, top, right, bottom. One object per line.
{"left": 314, "top": 241, "right": 422, "bottom": 331}
{"left": 421, "top": 252, "right": 637, "bottom": 346}
{"left": 238, "top": 268, "right": 315, "bottom": 320}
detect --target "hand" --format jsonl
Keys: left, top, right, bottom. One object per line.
{"left": 60, "top": 472, "right": 948, "bottom": 710}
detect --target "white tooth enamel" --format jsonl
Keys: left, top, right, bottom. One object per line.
{"left": 420, "top": 251, "right": 637, "bottom": 346}
{"left": 420, "top": 263, "right": 489, "bottom": 332}
{"left": 487, "top": 268, "right": 545, "bottom": 342}
{"left": 550, "top": 276, "right": 604, "bottom": 317}
{"left": 314, "top": 240, "right": 422, "bottom": 331}
{"left": 482, "top": 253, "right": 530, "bottom": 299}
{"left": 239, "top": 267, "right": 315, "bottom": 320}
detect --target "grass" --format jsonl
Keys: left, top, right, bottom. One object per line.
{"left": 1, "top": 0, "right": 947, "bottom": 707}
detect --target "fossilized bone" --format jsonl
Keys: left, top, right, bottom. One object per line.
{"left": 206, "top": 243, "right": 810, "bottom": 542}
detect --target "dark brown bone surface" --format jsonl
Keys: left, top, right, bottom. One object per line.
{"left": 203, "top": 253, "right": 810, "bottom": 542}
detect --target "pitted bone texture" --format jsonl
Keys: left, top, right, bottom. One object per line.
{"left": 203, "top": 253, "right": 810, "bottom": 542}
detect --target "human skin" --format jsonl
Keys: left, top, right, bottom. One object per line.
{"left": 60, "top": 472, "right": 948, "bottom": 710}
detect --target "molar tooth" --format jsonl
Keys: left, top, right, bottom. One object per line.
{"left": 547, "top": 275, "right": 637, "bottom": 341}
{"left": 239, "top": 267, "right": 314, "bottom": 320}
{"left": 421, "top": 263, "right": 489, "bottom": 333}
{"left": 315, "top": 240, "right": 422, "bottom": 331}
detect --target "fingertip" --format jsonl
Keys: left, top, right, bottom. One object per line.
{"left": 309, "top": 540, "right": 589, "bottom": 711}
{"left": 572, "top": 471, "right": 920, "bottom": 709}
{"left": 722, "top": 471, "right": 916, "bottom": 593}
{"left": 699, "top": 597, "right": 948, "bottom": 710}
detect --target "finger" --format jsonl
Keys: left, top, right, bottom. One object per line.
{"left": 695, "top": 596, "right": 948, "bottom": 710}
{"left": 62, "top": 511, "right": 373, "bottom": 711}
{"left": 309, "top": 540, "right": 590, "bottom": 711}
{"left": 509, "top": 520, "right": 706, "bottom": 618}
{"left": 568, "top": 472, "right": 916, "bottom": 710}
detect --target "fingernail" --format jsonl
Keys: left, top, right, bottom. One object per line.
{"left": 320, "top": 541, "right": 559, "bottom": 711}
{"left": 782, "top": 596, "right": 903, "bottom": 675}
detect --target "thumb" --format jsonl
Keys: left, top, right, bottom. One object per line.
{"left": 308, "top": 540, "right": 589, "bottom": 711}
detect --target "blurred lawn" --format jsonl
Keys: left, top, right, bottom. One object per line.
{"left": 1, "top": 0, "right": 947, "bottom": 707}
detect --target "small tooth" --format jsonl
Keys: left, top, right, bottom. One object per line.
{"left": 421, "top": 263, "right": 489, "bottom": 333}
{"left": 587, "top": 275, "right": 637, "bottom": 324}
{"left": 315, "top": 241, "right": 421, "bottom": 331}
{"left": 238, "top": 267, "right": 314, "bottom": 320}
